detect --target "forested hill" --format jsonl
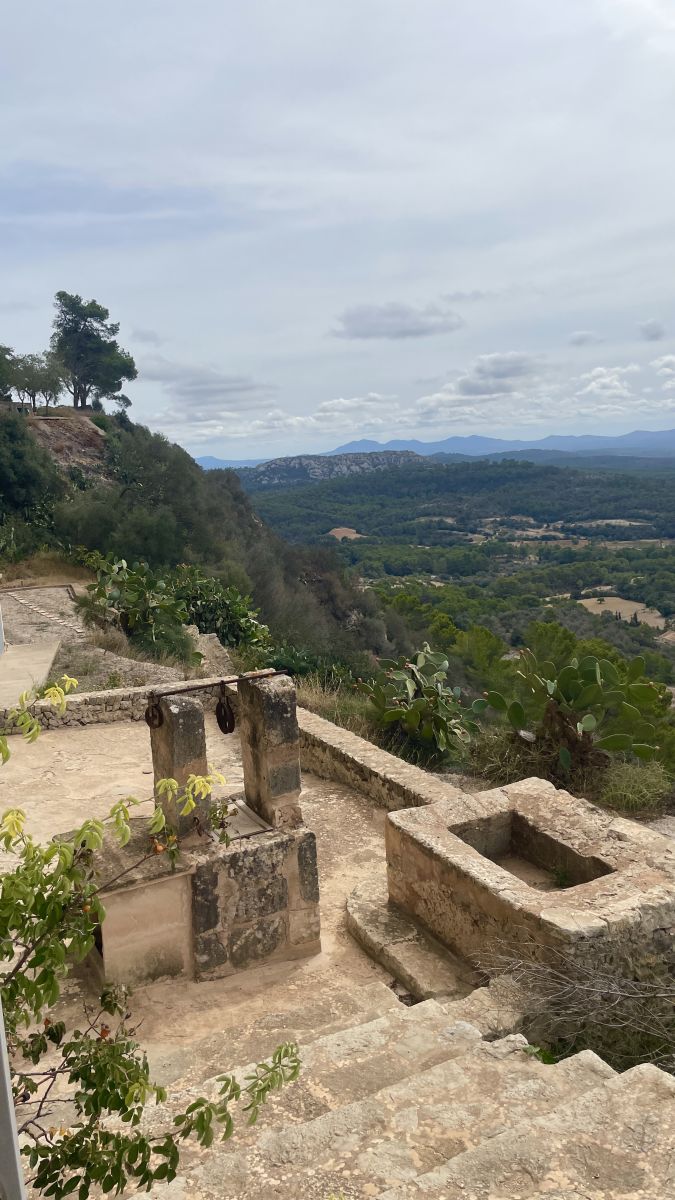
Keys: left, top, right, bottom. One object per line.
{"left": 250, "top": 459, "right": 675, "bottom": 542}
{"left": 0, "top": 408, "right": 382, "bottom": 658}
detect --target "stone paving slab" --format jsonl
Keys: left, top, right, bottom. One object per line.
{"left": 0, "top": 638, "right": 61, "bottom": 707}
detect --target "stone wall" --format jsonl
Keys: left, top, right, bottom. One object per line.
{"left": 0, "top": 677, "right": 223, "bottom": 732}
{"left": 297, "top": 708, "right": 465, "bottom": 810}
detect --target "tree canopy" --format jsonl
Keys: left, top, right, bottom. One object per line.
{"left": 50, "top": 292, "right": 137, "bottom": 409}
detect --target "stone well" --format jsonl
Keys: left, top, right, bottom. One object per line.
{"left": 386, "top": 777, "right": 675, "bottom": 981}
{"left": 88, "top": 676, "right": 321, "bottom": 988}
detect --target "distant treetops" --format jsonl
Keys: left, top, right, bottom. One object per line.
{"left": 0, "top": 291, "right": 137, "bottom": 413}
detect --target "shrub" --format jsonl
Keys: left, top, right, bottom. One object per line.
{"left": 78, "top": 557, "right": 269, "bottom": 665}
{"left": 485, "top": 648, "right": 662, "bottom": 791}
{"left": 89, "top": 411, "right": 112, "bottom": 431}
{"left": 171, "top": 564, "right": 270, "bottom": 649}
{"left": 598, "top": 760, "right": 672, "bottom": 815}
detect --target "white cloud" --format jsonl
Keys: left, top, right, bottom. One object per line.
{"left": 332, "top": 300, "right": 463, "bottom": 340}
{"left": 575, "top": 364, "right": 640, "bottom": 400}
{"left": 652, "top": 355, "right": 675, "bottom": 391}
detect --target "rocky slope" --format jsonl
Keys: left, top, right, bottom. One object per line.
{"left": 26, "top": 408, "right": 110, "bottom": 482}
{"left": 236, "top": 451, "right": 424, "bottom": 492}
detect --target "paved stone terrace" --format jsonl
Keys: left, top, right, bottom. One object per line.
{"left": 3, "top": 713, "right": 395, "bottom": 1063}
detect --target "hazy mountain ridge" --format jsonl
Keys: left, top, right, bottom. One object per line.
{"left": 331, "top": 428, "right": 675, "bottom": 457}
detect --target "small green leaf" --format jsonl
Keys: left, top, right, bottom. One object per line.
{"left": 558, "top": 747, "right": 572, "bottom": 771}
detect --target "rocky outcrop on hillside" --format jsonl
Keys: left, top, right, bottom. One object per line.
{"left": 237, "top": 450, "right": 424, "bottom": 491}
{"left": 26, "top": 409, "right": 110, "bottom": 482}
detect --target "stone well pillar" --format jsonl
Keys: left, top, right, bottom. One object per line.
{"left": 238, "top": 675, "right": 303, "bottom": 829}
{"left": 150, "top": 695, "right": 211, "bottom": 835}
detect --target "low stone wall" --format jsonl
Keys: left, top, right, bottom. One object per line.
{"left": 0, "top": 676, "right": 223, "bottom": 732}
{"left": 297, "top": 708, "right": 465, "bottom": 810}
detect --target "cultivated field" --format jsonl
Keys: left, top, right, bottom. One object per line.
{"left": 579, "top": 595, "right": 666, "bottom": 629}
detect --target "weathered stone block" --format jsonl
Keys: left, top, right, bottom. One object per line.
{"left": 150, "top": 695, "right": 210, "bottom": 834}
{"left": 238, "top": 676, "right": 303, "bottom": 827}
{"left": 228, "top": 913, "right": 287, "bottom": 968}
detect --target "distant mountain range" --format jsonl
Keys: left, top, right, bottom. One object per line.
{"left": 197, "top": 428, "right": 675, "bottom": 474}
{"left": 330, "top": 428, "right": 675, "bottom": 457}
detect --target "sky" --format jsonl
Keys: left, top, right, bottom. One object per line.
{"left": 2, "top": 0, "right": 675, "bottom": 460}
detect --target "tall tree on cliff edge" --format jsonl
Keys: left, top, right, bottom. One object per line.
{"left": 50, "top": 291, "right": 137, "bottom": 409}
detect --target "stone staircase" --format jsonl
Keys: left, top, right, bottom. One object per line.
{"left": 147, "top": 979, "right": 675, "bottom": 1199}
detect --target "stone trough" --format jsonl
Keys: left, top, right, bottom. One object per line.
{"left": 385, "top": 776, "right": 675, "bottom": 981}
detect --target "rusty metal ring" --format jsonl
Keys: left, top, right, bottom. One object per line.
{"left": 216, "top": 692, "right": 236, "bottom": 735}
{"left": 144, "top": 700, "right": 163, "bottom": 728}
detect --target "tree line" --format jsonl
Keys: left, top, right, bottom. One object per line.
{"left": 0, "top": 291, "right": 136, "bottom": 412}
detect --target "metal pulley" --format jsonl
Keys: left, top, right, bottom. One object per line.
{"left": 216, "top": 687, "right": 236, "bottom": 734}
{"left": 144, "top": 699, "right": 163, "bottom": 728}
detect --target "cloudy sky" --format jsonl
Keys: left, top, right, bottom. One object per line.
{"left": 2, "top": 0, "right": 675, "bottom": 459}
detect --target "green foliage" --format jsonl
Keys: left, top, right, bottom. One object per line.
{"left": 358, "top": 644, "right": 486, "bottom": 754}
{"left": 79, "top": 555, "right": 270, "bottom": 662}
{"left": 50, "top": 291, "right": 137, "bottom": 409}
{"left": 81, "top": 556, "right": 198, "bottom": 662}
{"left": 485, "top": 647, "right": 664, "bottom": 788}
{"left": 1, "top": 689, "right": 300, "bottom": 1198}
{"left": 89, "top": 411, "right": 112, "bottom": 431}
{"left": 0, "top": 412, "right": 63, "bottom": 520}
{"left": 0, "top": 343, "right": 14, "bottom": 401}
{"left": 171, "top": 564, "right": 270, "bottom": 648}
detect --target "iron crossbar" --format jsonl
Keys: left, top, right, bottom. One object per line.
{"left": 145, "top": 667, "right": 289, "bottom": 701}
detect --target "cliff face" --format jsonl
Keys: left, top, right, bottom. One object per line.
{"left": 237, "top": 450, "right": 424, "bottom": 492}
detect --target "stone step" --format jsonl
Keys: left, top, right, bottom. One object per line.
{"left": 347, "top": 875, "right": 478, "bottom": 1001}
{"left": 173, "top": 1035, "right": 613, "bottom": 1199}
{"left": 147, "top": 978, "right": 401, "bottom": 1090}
{"left": 151, "top": 1000, "right": 483, "bottom": 1132}
{"left": 376, "top": 1062, "right": 675, "bottom": 1199}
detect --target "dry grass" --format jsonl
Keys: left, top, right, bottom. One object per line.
{"left": 295, "top": 675, "right": 378, "bottom": 739}
{"left": 0, "top": 551, "right": 93, "bottom": 588}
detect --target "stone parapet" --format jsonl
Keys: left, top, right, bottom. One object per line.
{"left": 297, "top": 707, "right": 466, "bottom": 810}
{"left": 0, "top": 676, "right": 224, "bottom": 733}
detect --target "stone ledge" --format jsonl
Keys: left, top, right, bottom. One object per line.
{"left": 297, "top": 707, "right": 467, "bottom": 811}
{"left": 346, "top": 873, "right": 478, "bottom": 1002}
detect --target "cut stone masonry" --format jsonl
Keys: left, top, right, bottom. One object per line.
{"left": 88, "top": 676, "right": 321, "bottom": 988}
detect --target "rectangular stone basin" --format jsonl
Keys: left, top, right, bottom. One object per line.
{"left": 453, "top": 810, "right": 615, "bottom": 892}
{"left": 386, "top": 777, "right": 675, "bottom": 981}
